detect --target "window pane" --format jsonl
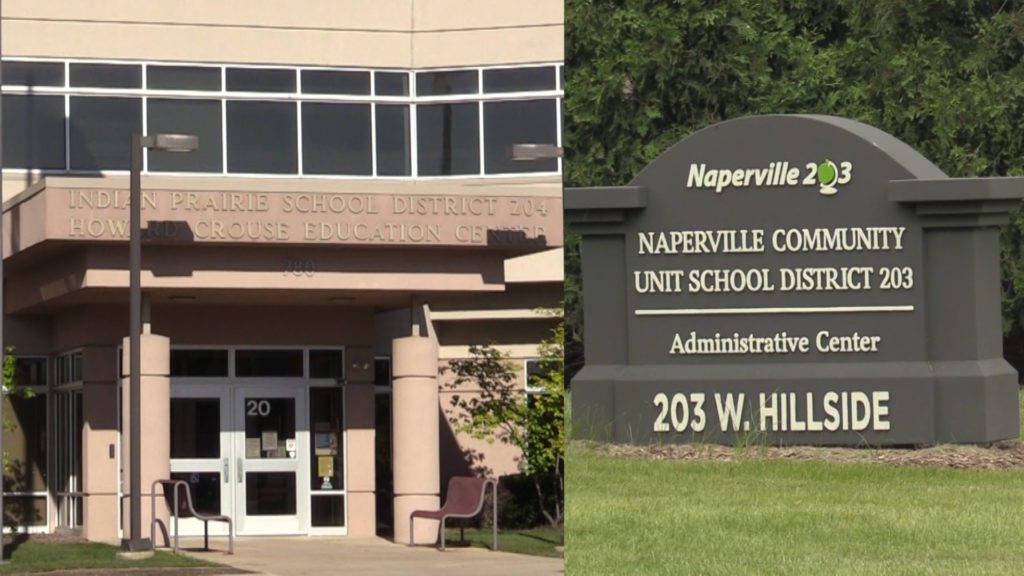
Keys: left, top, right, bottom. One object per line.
{"left": 69, "top": 63, "right": 141, "bottom": 88}
{"left": 309, "top": 349, "right": 345, "bottom": 379}
{"left": 171, "top": 399, "right": 221, "bottom": 458}
{"left": 484, "top": 99, "right": 557, "bottom": 174}
{"left": 226, "top": 101, "right": 297, "bottom": 174}
{"left": 148, "top": 99, "right": 223, "bottom": 173}
{"left": 170, "top": 472, "right": 222, "bottom": 515}
{"left": 375, "top": 105, "right": 410, "bottom": 176}
{"left": 374, "top": 358, "right": 391, "bottom": 387}
{"left": 2, "top": 61, "right": 64, "bottom": 86}
{"left": 244, "top": 397, "right": 296, "bottom": 459}
{"left": 416, "top": 70, "right": 477, "bottom": 96}
{"left": 417, "top": 103, "right": 479, "bottom": 176}
{"left": 483, "top": 67, "right": 556, "bottom": 93}
{"left": 4, "top": 395, "right": 47, "bottom": 492}
{"left": 14, "top": 358, "right": 47, "bottom": 388}
{"left": 235, "top": 349, "right": 303, "bottom": 377}
{"left": 170, "top": 349, "right": 229, "bottom": 377}
{"left": 226, "top": 68, "right": 295, "bottom": 92}
{"left": 302, "top": 70, "right": 370, "bottom": 95}
{"left": 148, "top": 65, "right": 221, "bottom": 91}
{"left": 3, "top": 95, "right": 66, "bottom": 170}
{"left": 310, "top": 388, "right": 344, "bottom": 495}
{"left": 246, "top": 472, "right": 296, "bottom": 515}
{"left": 301, "top": 103, "right": 371, "bottom": 175}
{"left": 374, "top": 72, "right": 408, "bottom": 96}
{"left": 4, "top": 496, "right": 47, "bottom": 527}
{"left": 311, "top": 495, "right": 345, "bottom": 527}
{"left": 69, "top": 97, "right": 142, "bottom": 170}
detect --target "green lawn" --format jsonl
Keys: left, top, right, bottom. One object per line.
{"left": 567, "top": 446, "right": 1024, "bottom": 575}
{"left": 444, "top": 526, "right": 563, "bottom": 558}
{"left": 0, "top": 540, "right": 219, "bottom": 573}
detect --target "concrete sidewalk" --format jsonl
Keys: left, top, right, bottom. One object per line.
{"left": 178, "top": 536, "right": 564, "bottom": 576}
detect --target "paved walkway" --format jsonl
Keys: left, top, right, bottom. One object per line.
{"left": 178, "top": 537, "right": 563, "bottom": 576}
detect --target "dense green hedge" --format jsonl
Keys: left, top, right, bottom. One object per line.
{"left": 565, "top": 0, "right": 1024, "bottom": 379}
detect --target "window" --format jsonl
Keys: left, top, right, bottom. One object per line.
{"left": 484, "top": 99, "right": 558, "bottom": 174}
{"left": 69, "top": 63, "right": 141, "bottom": 88}
{"left": 416, "top": 70, "right": 478, "bottom": 96}
{"left": 170, "top": 349, "right": 229, "bottom": 377}
{"left": 374, "top": 72, "right": 409, "bottom": 96}
{"left": 3, "top": 95, "right": 66, "bottom": 169}
{"left": 309, "top": 349, "right": 345, "bottom": 379}
{"left": 375, "top": 105, "right": 411, "bottom": 176}
{"left": 2, "top": 61, "right": 64, "bottom": 86}
{"left": 170, "top": 398, "right": 221, "bottom": 458}
{"left": 147, "top": 99, "right": 223, "bottom": 172}
{"left": 227, "top": 101, "right": 298, "bottom": 174}
{"left": 483, "top": 67, "right": 556, "bottom": 93}
{"left": 226, "top": 67, "right": 295, "bottom": 93}
{"left": 235, "top": 349, "right": 303, "bottom": 377}
{"left": 302, "top": 70, "right": 370, "bottom": 95}
{"left": 69, "top": 96, "right": 141, "bottom": 170}
{"left": 417, "top": 103, "right": 479, "bottom": 176}
{"left": 55, "top": 351, "right": 83, "bottom": 386}
{"left": 301, "top": 103, "right": 372, "bottom": 175}
{"left": 148, "top": 65, "right": 221, "bottom": 91}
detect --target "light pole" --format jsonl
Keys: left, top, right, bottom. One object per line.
{"left": 123, "top": 133, "right": 197, "bottom": 553}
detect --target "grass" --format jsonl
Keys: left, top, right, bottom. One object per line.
{"left": 0, "top": 539, "right": 219, "bottom": 573}
{"left": 444, "top": 526, "right": 563, "bottom": 558}
{"left": 567, "top": 445, "right": 1024, "bottom": 575}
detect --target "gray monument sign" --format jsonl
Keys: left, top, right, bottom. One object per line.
{"left": 568, "top": 115, "right": 1023, "bottom": 445}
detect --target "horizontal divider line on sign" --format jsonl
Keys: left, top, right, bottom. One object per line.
{"left": 634, "top": 305, "right": 915, "bottom": 316}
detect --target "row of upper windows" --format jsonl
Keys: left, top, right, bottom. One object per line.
{"left": 1, "top": 59, "right": 563, "bottom": 178}
{"left": 2, "top": 60, "right": 563, "bottom": 97}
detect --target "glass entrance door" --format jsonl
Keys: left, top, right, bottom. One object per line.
{"left": 233, "top": 387, "right": 308, "bottom": 535}
{"left": 169, "top": 387, "right": 231, "bottom": 536}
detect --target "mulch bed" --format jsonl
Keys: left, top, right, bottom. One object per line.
{"left": 578, "top": 439, "right": 1024, "bottom": 470}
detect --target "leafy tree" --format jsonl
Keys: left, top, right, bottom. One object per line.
{"left": 1, "top": 349, "right": 34, "bottom": 531}
{"left": 565, "top": 0, "right": 1024, "bottom": 376}
{"left": 444, "top": 319, "right": 565, "bottom": 526}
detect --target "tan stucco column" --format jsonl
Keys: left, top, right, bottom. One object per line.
{"left": 344, "top": 347, "right": 376, "bottom": 537}
{"left": 120, "top": 334, "right": 170, "bottom": 544}
{"left": 81, "top": 346, "right": 119, "bottom": 542}
{"left": 391, "top": 335, "right": 440, "bottom": 545}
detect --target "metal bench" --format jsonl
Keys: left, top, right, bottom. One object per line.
{"left": 410, "top": 476, "right": 498, "bottom": 551}
{"left": 151, "top": 479, "right": 233, "bottom": 554}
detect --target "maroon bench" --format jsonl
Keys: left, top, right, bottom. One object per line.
{"left": 151, "top": 479, "right": 233, "bottom": 554}
{"left": 410, "top": 476, "right": 498, "bottom": 551}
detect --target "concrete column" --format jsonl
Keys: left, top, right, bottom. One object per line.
{"left": 119, "top": 333, "right": 170, "bottom": 544}
{"left": 81, "top": 346, "right": 120, "bottom": 543}
{"left": 344, "top": 346, "right": 376, "bottom": 537}
{"left": 391, "top": 335, "right": 440, "bottom": 545}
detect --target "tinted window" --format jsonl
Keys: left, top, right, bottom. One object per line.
{"left": 147, "top": 99, "right": 223, "bottom": 173}
{"left": 416, "top": 70, "right": 477, "bottom": 96}
{"left": 309, "top": 349, "right": 345, "bottom": 379}
{"left": 170, "top": 349, "right": 229, "bottom": 377}
{"left": 483, "top": 67, "right": 556, "bottom": 93}
{"left": 301, "top": 70, "right": 370, "bottom": 95}
{"left": 484, "top": 99, "right": 558, "bottom": 174}
{"left": 148, "top": 65, "right": 221, "bottom": 91}
{"left": 170, "top": 399, "right": 221, "bottom": 458}
{"left": 69, "top": 97, "right": 142, "bottom": 170}
{"left": 226, "top": 101, "right": 297, "bottom": 174}
{"left": 235, "top": 349, "right": 303, "bottom": 377}
{"left": 375, "top": 105, "right": 410, "bottom": 176}
{"left": 417, "top": 103, "right": 479, "bottom": 176}
{"left": 69, "top": 63, "right": 141, "bottom": 88}
{"left": 302, "top": 103, "right": 371, "bottom": 175}
{"left": 374, "top": 72, "right": 409, "bottom": 96}
{"left": 2, "top": 61, "right": 64, "bottom": 86}
{"left": 3, "top": 95, "right": 66, "bottom": 170}
{"left": 226, "top": 68, "right": 295, "bottom": 92}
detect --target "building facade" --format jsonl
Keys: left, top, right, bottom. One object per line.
{"left": 0, "top": 1, "right": 563, "bottom": 543}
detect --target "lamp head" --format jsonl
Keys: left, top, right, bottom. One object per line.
{"left": 142, "top": 134, "right": 199, "bottom": 153}
{"left": 510, "top": 143, "right": 563, "bottom": 161}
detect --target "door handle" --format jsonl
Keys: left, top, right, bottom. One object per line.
{"left": 223, "top": 458, "right": 229, "bottom": 483}
{"left": 237, "top": 458, "right": 243, "bottom": 483}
